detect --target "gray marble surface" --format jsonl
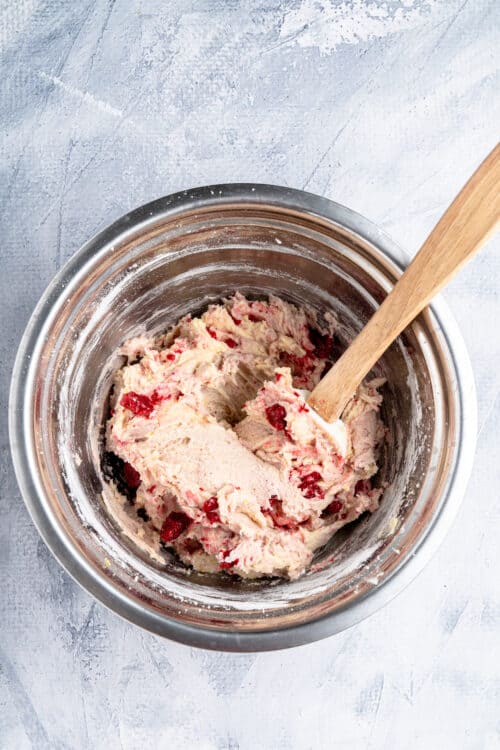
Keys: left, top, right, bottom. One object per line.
{"left": 1, "top": 1, "right": 499, "bottom": 748}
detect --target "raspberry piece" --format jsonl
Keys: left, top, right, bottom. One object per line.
{"left": 279, "top": 351, "right": 315, "bottom": 378}
{"left": 123, "top": 462, "right": 141, "bottom": 488}
{"left": 166, "top": 353, "right": 176, "bottom": 361}
{"left": 327, "top": 499, "right": 343, "bottom": 515}
{"left": 150, "top": 390, "right": 165, "bottom": 404}
{"left": 248, "top": 313, "right": 260, "bottom": 322}
{"left": 220, "top": 550, "right": 239, "bottom": 569}
{"left": 300, "top": 471, "right": 322, "bottom": 486}
{"left": 298, "top": 472, "right": 324, "bottom": 499}
{"left": 304, "top": 486, "right": 322, "bottom": 499}
{"left": 207, "top": 326, "right": 218, "bottom": 339}
{"left": 265, "top": 403, "right": 287, "bottom": 431}
{"left": 147, "top": 485, "right": 156, "bottom": 493}
{"left": 160, "top": 512, "right": 191, "bottom": 543}
{"left": 120, "top": 391, "right": 155, "bottom": 417}
{"left": 309, "top": 327, "right": 334, "bottom": 359}
{"left": 355, "top": 479, "right": 372, "bottom": 495}
{"left": 230, "top": 314, "right": 242, "bottom": 326}
{"left": 220, "top": 560, "right": 239, "bottom": 570}
{"left": 225, "top": 337, "right": 238, "bottom": 349}
{"left": 203, "top": 496, "right": 221, "bottom": 524}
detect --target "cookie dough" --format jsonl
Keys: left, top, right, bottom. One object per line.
{"left": 103, "top": 293, "right": 385, "bottom": 579}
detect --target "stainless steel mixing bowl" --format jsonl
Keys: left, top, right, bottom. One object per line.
{"left": 9, "top": 184, "right": 477, "bottom": 651}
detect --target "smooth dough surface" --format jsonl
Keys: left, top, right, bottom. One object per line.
{"left": 104, "top": 293, "right": 385, "bottom": 579}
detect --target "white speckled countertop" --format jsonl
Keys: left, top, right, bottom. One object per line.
{"left": 1, "top": 1, "right": 499, "bottom": 748}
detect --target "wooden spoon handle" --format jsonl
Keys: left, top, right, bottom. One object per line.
{"left": 309, "top": 143, "right": 500, "bottom": 422}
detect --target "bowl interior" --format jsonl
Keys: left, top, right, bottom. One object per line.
{"left": 27, "top": 198, "right": 457, "bottom": 636}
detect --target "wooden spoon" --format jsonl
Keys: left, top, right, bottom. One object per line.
{"left": 307, "top": 143, "right": 500, "bottom": 424}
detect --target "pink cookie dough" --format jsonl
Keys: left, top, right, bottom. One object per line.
{"left": 103, "top": 293, "right": 385, "bottom": 580}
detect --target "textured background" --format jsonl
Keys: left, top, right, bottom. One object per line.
{"left": 1, "top": 1, "right": 499, "bottom": 748}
